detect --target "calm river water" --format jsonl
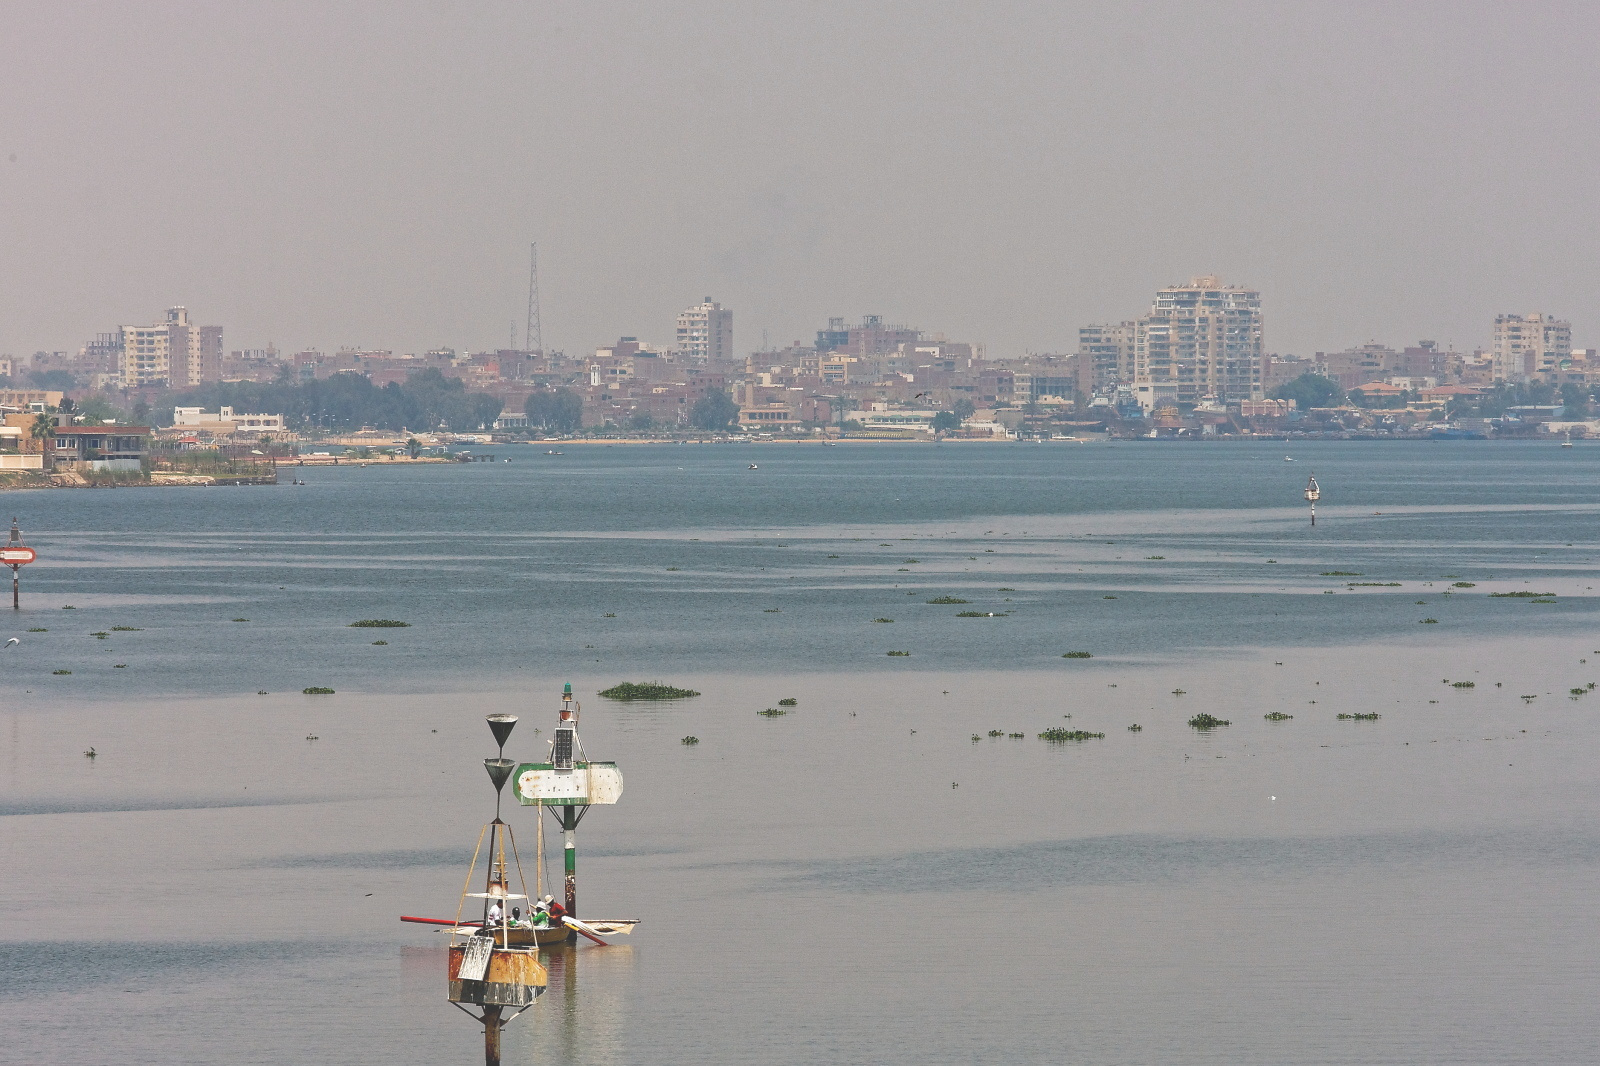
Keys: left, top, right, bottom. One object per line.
{"left": 2, "top": 441, "right": 1598, "bottom": 1064}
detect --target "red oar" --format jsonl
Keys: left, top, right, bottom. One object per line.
{"left": 401, "top": 915, "right": 478, "bottom": 926}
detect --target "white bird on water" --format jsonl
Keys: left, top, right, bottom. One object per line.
{"left": 4, "top": 638, "right": 17, "bottom": 648}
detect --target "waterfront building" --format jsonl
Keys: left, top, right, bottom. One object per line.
{"left": 1132, "top": 276, "right": 1264, "bottom": 407}
{"left": 1492, "top": 313, "right": 1572, "bottom": 382}
{"left": 676, "top": 298, "right": 733, "bottom": 364}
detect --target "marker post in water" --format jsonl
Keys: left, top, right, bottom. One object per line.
{"left": 1, "top": 519, "right": 37, "bottom": 609}
{"left": 513, "top": 682, "right": 624, "bottom": 941}
{"left": 1304, "top": 476, "right": 1321, "bottom": 527}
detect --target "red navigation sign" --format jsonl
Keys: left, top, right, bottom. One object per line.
{"left": 0, "top": 546, "right": 35, "bottom": 565}
{"left": 5, "top": 518, "right": 32, "bottom": 609}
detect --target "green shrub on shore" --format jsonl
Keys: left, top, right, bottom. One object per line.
{"left": 598, "top": 682, "right": 700, "bottom": 700}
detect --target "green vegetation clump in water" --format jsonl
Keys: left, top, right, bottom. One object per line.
{"left": 1338, "top": 712, "right": 1381, "bottom": 720}
{"left": 1188, "top": 713, "right": 1230, "bottom": 729}
{"left": 1146, "top": 556, "right": 1164, "bottom": 560}
{"left": 987, "top": 730, "right": 1004, "bottom": 737}
{"left": 872, "top": 618, "right": 894, "bottom": 623}
{"left": 926, "top": 596, "right": 969, "bottom": 604}
{"left": 996, "top": 587, "right": 1015, "bottom": 591}
{"left": 52, "top": 669, "right": 71, "bottom": 675}
{"left": 1321, "top": 571, "right": 1362, "bottom": 576}
{"left": 91, "top": 632, "right": 108, "bottom": 639}
{"left": 349, "top": 619, "right": 410, "bottom": 628}
{"left": 1062, "top": 651, "right": 1092, "bottom": 658}
{"left": 1489, "top": 591, "right": 1553, "bottom": 598}
{"left": 1127, "top": 724, "right": 1143, "bottom": 732}
{"left": 1039, "top": 727, "right": 1105, "bottom": 741}
{"left": 1570, "top": 688, "right": 1586, "bottom": 696}
{"left": 1452, "top": 582, "right": 1476, "bottom": 588}
{"left": 763, "top": 608, "right": 780, "bottom": 613}
{"left": 1264, "top": 711, "right": 1294, "bottom": 720}
{"left": 778, "top": 698, "right": 797, "bottom": 706}
{"left": 110, "top": 626, "right": 141, "bottom": 631}
{"left": 26, "top": 627, "right": 45, "bottom": 632}
{"left": 886, "top": 650, "right": 910, "bottom": 656}
{"left": 303, "top": 687, "right": 335, "bottom": 694}
{"left": 681, "top": 736, "right": 699, "bottom": 745}
{"left": 1452, "top": 681, "right": 1475, "bottom": 688}
{"left": 232, "top": 618, "right": 249, "bottom": 622}
{"left": 62, "top": 605, "right": 75, "bottom": 610}
{"left": 1531, "top": 598, "right": 1556, "bottom": 604}
{"left": 1103, "top": 595, "right": 1117, "bottom": 600}
{"left": 956, "top": 610, "right": 999, "bottom": 617}
{"left": 1420, "top": 618, "right": 1438, "bottom": 623}
{"left": 598, "top": 682, "right": 701, "bottom": 700}
{"left": 1347, "top": 582, "right": 1401, "bottom": 587}
{"left": 757, "top": 708, "right": 787, "bottom": 717}
{"left": 372, "top": 640, "right": 388, "bottom": 645}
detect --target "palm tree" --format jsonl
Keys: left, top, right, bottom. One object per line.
{"left": 29, "top": 413, "right": 54, "bottom": 461}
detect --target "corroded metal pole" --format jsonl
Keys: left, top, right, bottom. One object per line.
{"left": 483, "top": 1005, "right": 502, "bottom": 1066}
{"left": 10, "top": 564, "right": 16, "bottom": 610}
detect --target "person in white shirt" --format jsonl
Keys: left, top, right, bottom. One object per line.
{"left": 487, "top": 901, "right": 503, "bottom": 927}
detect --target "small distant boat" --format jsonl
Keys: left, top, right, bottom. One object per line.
{"left": 1562, "top": 441, "right": 1574, "bottom": 448}
{"left": 545, "top": 450, "right": 563, "bottom": 455}
{"left": 1284, "top": 456, "right": 1296, "bottom": 462}
{"left": 748, "top": 463, "right": 759, "bottom": 470}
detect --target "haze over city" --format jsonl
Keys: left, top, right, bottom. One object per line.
{"left": 4, "top": 1, "right": 1597, "bottom": 359}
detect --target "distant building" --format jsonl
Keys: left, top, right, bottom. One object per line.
{"left": 115, "top": 307, "right": 222, "bottom": 388}
{"left": 1079, "top": 322, "right": 1136, "bottom": 394}
{"left": 1132, "top": 276, "right": 1263, "bottom": 407}
{"left": 1492, "top": 313, "right": 1571, "bottom": 382}
{"left": 676, "top": 298, "right": 733, "bottom": 364}
{"left": 172, "top": 406, "right": 285, "bottom": 433}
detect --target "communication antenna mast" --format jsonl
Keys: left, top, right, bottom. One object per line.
{"left": 525, "top": 243, "right": 543, "bottom": 355}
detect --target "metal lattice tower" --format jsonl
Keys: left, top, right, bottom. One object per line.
{"left": 524, "top": 243, "right": 542, "bottom": 355}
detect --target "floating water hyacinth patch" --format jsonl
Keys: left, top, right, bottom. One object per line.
{"left": 886, "top": 650, "right": 910, "bottom": 656}
{"left": 927, "top": 597, "right": 969, "bottom": 604}
{"left": 349, "top": 619, "right": 409, "bottom": 627}
{"left": 1188, "top": 713, "right": 1229, "bottom": 729}
{"left": 987, "top": 730, "right": 1004, "bottom": 737}
{"left": 1489, "top": 591, "right": 1553, "bottom": 598}
{"left": 26, "top": 627, "right": 45, "bottom": 632}
{"left": 1264, "top": 712, "right": 1294, "bottom": 720}
{"left": 1420, "top": 618, "right": 1438, "bottom": 623}
{"left": 90, "top": 632, "right": 108, "bottom": 639}
{"left": 598, "top": 682, "right": 700, "bottom": 700}
{"left": 1127, "top": 724, "right": 1143, "bottom": 732}
{"left": 757, "top": 708, "right": 787, "bottom": 717}
{"left": 52, "top": 669, "right": 71, "bottom": 675}
{"left": 110, "top": 626, "right": 141, "bottom": 631}
{"left": 872, "top": 618, "right": 894, "bottom": 623}
{"left": 778, "top": 698, "right": 797, "bottom": 706}
{"left": 1039, "top": 728, "right": 1105, "bottom": 741}
{"left": 303, "top": 687, "right": 335, "bottom": 694}
{"left": 1062, "top": 651, "right": 1092, "bottom": 658}
{"left": 1452, "top": 582, "right": 1476, "bottom": 588}
{"left": 1321, "top": 571, "right": 1361, "bottom": 576}
{"left": 371, "top": 640, "right": 388, "bottom": 645}
{"left": 1452, "top": 681, "right": 1475, "bottom": 688}
{"left": 681, "top": 736, "right": 699, "bottom": 745}
{"left": 1337, "top": 712, "right": 1381, "bottom": 720}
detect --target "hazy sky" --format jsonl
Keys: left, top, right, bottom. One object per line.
{"left": 3, "top": 1, "right": 1597, "bottom": 361}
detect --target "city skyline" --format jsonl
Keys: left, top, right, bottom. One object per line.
{"left": 3, "top": 3, "right": 1597, "bottom": 361}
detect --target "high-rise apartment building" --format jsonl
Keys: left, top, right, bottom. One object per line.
{"left": 1078, "top": 322, "right": 1136, "bottom": 394}
{"left": 116, "top": 307, "right": 222, "bottom": 387}
{"left": 1133, "top": 276, "right": 1263, "bottom": 405}
{"left": 1492, "top": 313, "right": 1571, "bottom": 382}
{"left": 676, "top": 298, "right": 733, "bottom": 364}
